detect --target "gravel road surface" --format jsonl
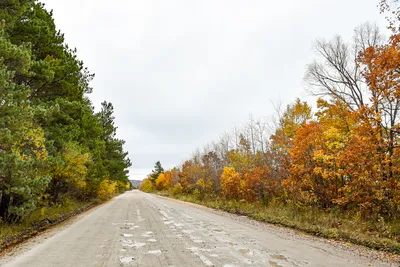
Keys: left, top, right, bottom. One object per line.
{"left": 1, "top": 190, "right": 398, "bottom": 267}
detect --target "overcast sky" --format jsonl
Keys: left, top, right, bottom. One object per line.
{"left": 41, "top": 0, "right": 387, "bottom": 180}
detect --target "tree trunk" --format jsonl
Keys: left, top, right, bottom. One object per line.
{"left": 0, "top": 192, "right": 10, "bottom": 221}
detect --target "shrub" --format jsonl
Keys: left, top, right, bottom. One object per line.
{"left": 140, "top": 179, "right": 155, "bottom": 192}
{"left": 97, "top": 179, "right": 117, "bottom": 201}
{"left": 172, "top": 183, "right": 183, "bottom": 196}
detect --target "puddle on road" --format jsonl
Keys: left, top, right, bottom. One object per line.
{"left": 122, "top": 234, "right": 133, "bottom": 237}
{"left": 142, "top": 231, "right": 153, "bottom": 237}
{"left": 146, "top": 249, "right": 162, "bottom": 255}
{"left": 121, "top": 239, "right": 146, "bottom": 248}
{"left": 136, "top": 209, "right": 145, "bottom": 222}
{"left": 186, "top": 247, "right": 212, "bottom": 253}
{"left": 130, "top": 242, "right": 146, "bottom": 248}
{"left": 119, "top": 257, "right": 134, "bottom": 264}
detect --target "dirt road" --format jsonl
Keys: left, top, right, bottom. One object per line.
{"left": 1, "top": 190, "right": 397, "bottom": 267}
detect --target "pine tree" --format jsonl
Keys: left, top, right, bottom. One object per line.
{"left": 0, "top": 31, "right": 49, "bottom": 222}
{"left": 150, "top": 161, "right": 164, "bottom": 182}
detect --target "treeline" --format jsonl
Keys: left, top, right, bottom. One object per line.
{"left": 0, "top": 1, "right": 131, "bottom": 223}
{"left": 142, "top": 7, "right": 400, "bottom": 220}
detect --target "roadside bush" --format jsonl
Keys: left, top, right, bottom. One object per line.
{"left": 97, "top": 179, "right": 117, "bottom": 201}
{"left": 172, "top": 183, "right": 183, "bottom": 196}
{"left": 220, "top": 167, "right": 244, "bottom": 200}
{"left": 140, "top": 179, "right": 155, "bottom": 192}
{"left": 155, "top": 173, "right": 167, "bottom": 190}
{"left": 116, "top": 181, "right": 130, "bottom": 193}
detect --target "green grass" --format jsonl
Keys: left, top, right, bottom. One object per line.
{"left": 157, "top": 192, "right": 400, "bottom": 255}
{"left": 0, "top": 200, "right": 88, "bottom": 243}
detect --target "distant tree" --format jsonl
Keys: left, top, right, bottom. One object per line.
{"left": 305, "top": 23, "right": 383, "bottom": 111}
{"left": 150, "top": 161, "right": 164, "bottom": 182}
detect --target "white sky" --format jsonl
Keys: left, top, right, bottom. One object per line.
{"left": 41, "top": 0, "right": 388, "bottom": 180}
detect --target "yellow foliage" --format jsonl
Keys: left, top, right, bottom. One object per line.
{"left": 172, "top": 183, "right": 183, "bottom": 196}
{"left": 13, "top": 123, "right": 47, "bottom": 161}
{"left": 156, "top": 173, "right": 167, "bottom": 190}
{"left": 54, "top": 144, "right": 91, "bottom": 190}
{"left": 140, "top": 179, "right": 155, "bottom": 192}
{"left": 228, "top": 151, "right": 251, "bottom": 173}
{"left": 40, "top": 207, "right": 47, "bottom": 218}
{"left": 195, "top": 178, "right": 213, "bottom": 194}
{"left": 97, "top": 179, "right": 117, "bottom": 201}
{"left": 220, "top": 167, "right": 244, "bottom": 199}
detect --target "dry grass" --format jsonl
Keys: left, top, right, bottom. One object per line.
{"left": 0, "top": 200, "right": 87, "bottom": 243}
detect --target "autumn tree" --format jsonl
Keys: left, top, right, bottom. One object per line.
{"left": 178, "top": 157, "right": 205, "bottom": 192}
{"left": 156, "top": 173, "right": 172, "bottom": 191}
{"left": 284, "top": 122, "right": 323, "bottom": 206}
{"left": 357, "top": 33, "right": 400, "bottom": 215}
{"left": 270, "top": 99, "right": 312, "bottom": 181}
{"left": 220, "top": 167, "right": 243, "bottom": 200}
{"left": 50, "top": 143, "right": 91, "bottom": 202}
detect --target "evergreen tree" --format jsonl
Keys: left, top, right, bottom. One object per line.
{"left": 151, "top": 161, "right": 164, "bottom": 182}
{"left": 0, "top": 0, "right": 131, "bottom": 222}
{"left": 100, "top": 101, "right": 131, "bottom": 183}
{"left": 0, "top": 31, "right": 49, "bottom": 222}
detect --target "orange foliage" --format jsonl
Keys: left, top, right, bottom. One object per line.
{"left": 284, "top": 121, "right": 324, "bottom": 206}
{"left": 243, "top": 166, "right": 269, "bottom": 202}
